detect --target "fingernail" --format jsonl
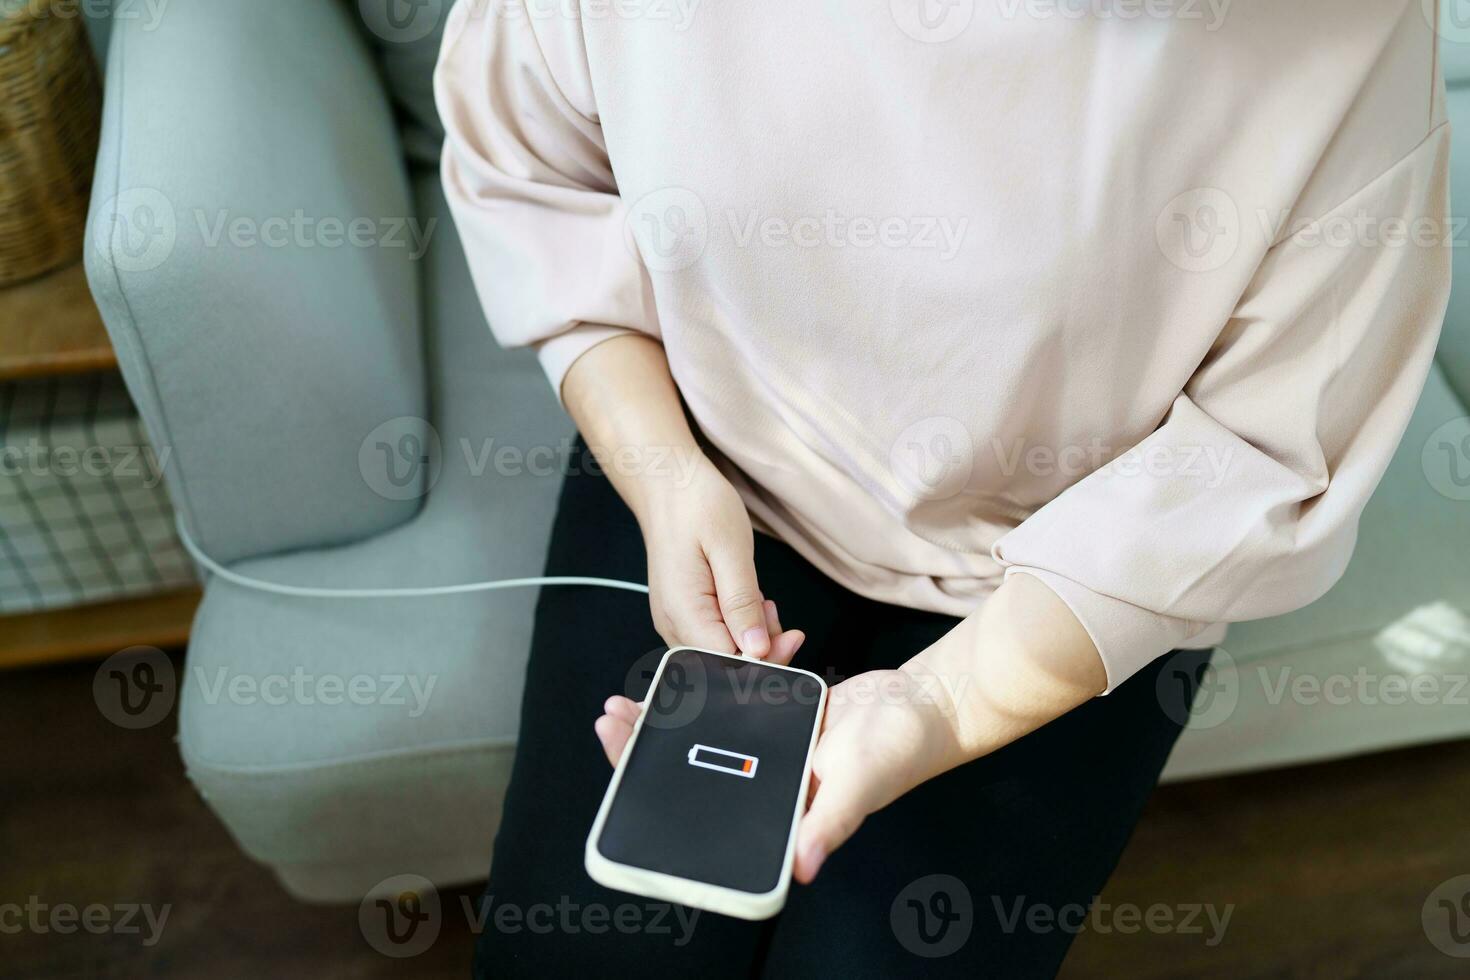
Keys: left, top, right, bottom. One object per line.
{"left": 741, "top": 627, "right": 769, "bottom": 657}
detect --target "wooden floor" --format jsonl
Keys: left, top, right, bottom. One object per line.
{"left": 4, "top": 651, "right": 1468, "bottom": 979}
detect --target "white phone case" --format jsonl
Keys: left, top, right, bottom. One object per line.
{"left": 584, "top": 646, "right": 829, "bottom": 920}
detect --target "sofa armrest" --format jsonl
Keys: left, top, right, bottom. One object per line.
{"left": 1441, "top": 81, "right": 1470, "bottom": 407}
{"left": 86, "top": 0, "right": 428, "bottom": 564}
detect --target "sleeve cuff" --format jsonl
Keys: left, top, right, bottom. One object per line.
{"left": 534, "top": 323, "right": 638, "bottom": 406}
{"left": 1001, "top": 566, "right": 1205, "bottom": 694}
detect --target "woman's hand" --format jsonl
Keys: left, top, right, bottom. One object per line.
{"left": 639, "top": 455, "right": 805, "bottom": 661}
{"left": 560, "top": 334, "right": 803, "bottom": 661}
{"left": 593, "top": 666, "right": 964, "bottom": 881}
{"left": 791, "top": 668, "right": 963, "bottom": 882}
{"left": 784, "top": 575, "right": 1107, "bottom": 880}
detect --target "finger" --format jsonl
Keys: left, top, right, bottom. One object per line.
{"left": 706, "top": 547, "right": 770, "bottom": 658}
{"left": 658, "top": 547, "right": 742, "bottom": 653}
{"left": 666, "top": 597, "right": 740, "bottom": 654}
{"left": 766, "top": 629, "right": 805, "bottom": 667}
{"left": 594, "top": 713, "right": 634, "bottom": 767}
{"left": 763, "top": 601, "right": 805, "bottom": 667}
{"left": 603, "top": 695, "right": 641, "bottom": 726}
{"left": 794, "top": 771, "right": 868, "bottom": 884}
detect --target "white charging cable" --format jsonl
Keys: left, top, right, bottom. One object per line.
{"left": 174, "top": 515, "right": 650, "bottom": 600}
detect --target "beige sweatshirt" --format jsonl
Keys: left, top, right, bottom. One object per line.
{"left": 436, "top": 0, "right": 1451, "bottom": 692}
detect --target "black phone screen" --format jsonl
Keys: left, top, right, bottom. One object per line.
{"left": 594, "top": 648, "right": 826, "bottom": 895}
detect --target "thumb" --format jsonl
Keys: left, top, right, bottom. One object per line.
{"left": 706, "top": 546, "right": 770, "bottom": 658}
{"left": 794, "top": 769, "right": 869, "bottom": 884}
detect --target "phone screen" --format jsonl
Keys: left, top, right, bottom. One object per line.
{"left": 594, "top": 648, "right": 826, "bottom": 895}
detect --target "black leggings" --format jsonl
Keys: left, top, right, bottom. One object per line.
{"left": 474, "top": 442, "right": 1207, "bottom": 979}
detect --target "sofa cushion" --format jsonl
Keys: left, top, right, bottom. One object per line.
{"left": 352, "top": 0, "right": 450, "bottom": 165}
{"left": 1439, "top": 0, "right": 1470, "bottom": 87}
{"left": 1439, "top": 83, "right": 1470, "bottom": 405}
{"left": 180, "top": 168, "right": 569, "bottom": 765}
{"left": 177, "top": 171, "right": 576, "bottom": 892}
{"left": 1221, "top": 362, "right": 1469, "bottom": 663}
{"left": 88, "top": 0, "right": 427, "bottom": 566}
{"left": 1166, "top": 362, "right": 1470, "bottom": 778}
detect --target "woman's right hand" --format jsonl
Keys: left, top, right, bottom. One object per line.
{"left": 595, "top": 452, "right": 805, "bottom": 770}
{"left": 561, "top": 333, "right": 804, "bottom": 663}
{"left": 639, "top": 454, "right": 805, "bottom": 662}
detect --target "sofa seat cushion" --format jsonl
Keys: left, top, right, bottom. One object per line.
{"left": 1165, "top": 363, "right": 1470, "bottom": 779}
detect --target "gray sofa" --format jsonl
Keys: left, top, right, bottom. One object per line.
{"left": 85, "top": 0, "right": 1470, "bottom": 901}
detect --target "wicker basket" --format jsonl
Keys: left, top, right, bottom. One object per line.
{"left": 0, "top": 0, "right": 102, "bottom": 287}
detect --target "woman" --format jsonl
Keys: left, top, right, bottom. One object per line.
{"left": 435, "top": 1, "right": 1450, "bottom": 975}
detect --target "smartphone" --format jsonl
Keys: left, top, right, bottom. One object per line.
{"left": 584, "top": 646, "right": 828, "bottom": 920}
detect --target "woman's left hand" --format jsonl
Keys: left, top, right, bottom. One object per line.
{"left": 786, "top": 668, "right": 964, "bottom": 882}
{"left": 593, "top": 666, "right": 965, "bottom": 884}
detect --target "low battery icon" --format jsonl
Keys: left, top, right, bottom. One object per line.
{"left": 687, "top": 743, "right": 758, "bottom": 778}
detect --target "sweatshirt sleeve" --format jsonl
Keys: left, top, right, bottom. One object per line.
{"left": 992, "top": 121, "right": 1452, "bottom": 693}
{"left": 434, "top": 0, "right": 658, "bottom": 399}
